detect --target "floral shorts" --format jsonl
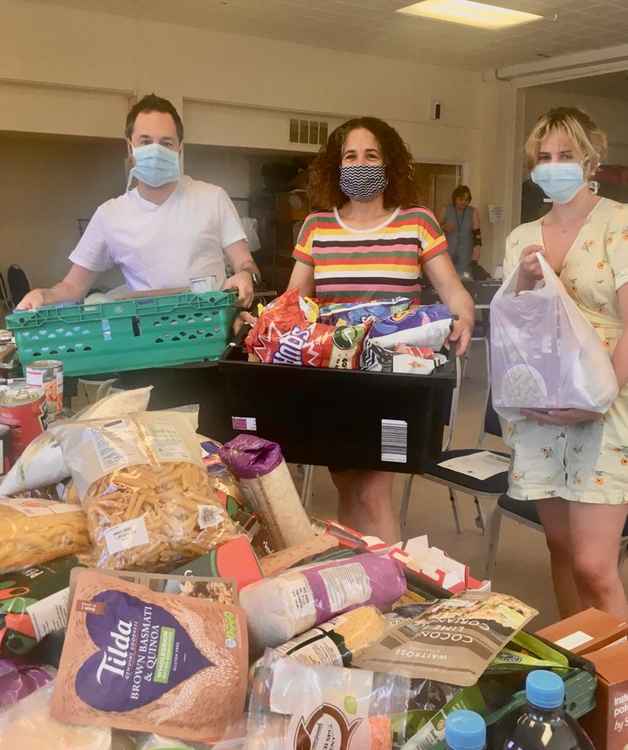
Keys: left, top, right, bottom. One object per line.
{"left": 503, "top": 415, "right": 628, "bottom": 505}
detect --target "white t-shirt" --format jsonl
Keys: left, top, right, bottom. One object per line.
{"left": 69, "top": 176, "right": 246, "bottom": 291}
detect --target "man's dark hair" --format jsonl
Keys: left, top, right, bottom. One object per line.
{"left": 125, "top": 94, "right": 184, "bottom": 142}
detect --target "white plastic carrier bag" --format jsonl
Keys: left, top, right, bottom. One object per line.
{"left": 490, "top": 252, "right": 618, "bottom": 419}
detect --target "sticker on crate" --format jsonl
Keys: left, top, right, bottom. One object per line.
{"left": 232, "top": 416, "right": 257, "bottom": 432}
{"left": 381, "top": 419, "right": 407, "bottom": 463}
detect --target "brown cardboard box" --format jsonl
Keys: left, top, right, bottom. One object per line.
{"left": 536, "top": 608, "right": 628, "bottom": 655}
{"left": 581, "top": 641, "right": 628, "bottom": 750}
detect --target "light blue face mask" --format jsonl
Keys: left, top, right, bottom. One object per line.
{"left": 530, "top": 162, "right": 586, "bottom": 204}
{"left": 128, "top": 142, "right": 181, "bottom": 189}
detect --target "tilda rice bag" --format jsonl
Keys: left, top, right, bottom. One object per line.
{"left": 51, "top": 569, "right": 248, "bottom": 743}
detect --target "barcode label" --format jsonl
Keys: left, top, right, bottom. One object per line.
{"left": 381, "top": 419, "right": 408, "bottom": 463}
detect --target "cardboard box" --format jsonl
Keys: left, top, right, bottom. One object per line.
{"left": 581, "top": 641, "right": 628, "bottom": 750}
{"left": 536, "top": 608, "right": 628, "bottom": 656}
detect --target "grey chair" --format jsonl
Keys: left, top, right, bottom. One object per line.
{"left": 486, "top": 494, "right": 628, "bottom": 579}
{"left": 400, "top": 386, "right": 509, "bottom": 540}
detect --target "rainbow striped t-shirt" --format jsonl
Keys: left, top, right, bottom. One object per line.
{"left": 292, "top": 206, "right": 448, "bottom": 303}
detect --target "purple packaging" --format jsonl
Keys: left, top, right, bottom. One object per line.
{"left": 220, "top": 435, "right": 283, "bottom": 479}
{"left": 370, "top": 304, "right": 451, "bottom": 338}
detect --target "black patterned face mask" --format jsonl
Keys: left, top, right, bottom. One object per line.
{"left": 339, "top": 164, "right": 388, "bottom": 202}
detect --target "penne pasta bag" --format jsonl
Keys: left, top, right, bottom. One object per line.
{"left": 0, "top": 498, "right": 90, "bottom": 574}
{"left": 49, "top": 409, "right": 237, "bottom": 572}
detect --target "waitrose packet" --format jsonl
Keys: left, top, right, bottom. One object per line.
{"left": 354, "top": 592, "right": 537, "bottom": 687}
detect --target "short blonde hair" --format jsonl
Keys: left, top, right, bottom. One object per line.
{"left": 525, "top": 107, "right": 607, "bottom": 178}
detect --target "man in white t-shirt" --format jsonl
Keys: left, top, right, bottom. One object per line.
{"left": 18, "top": 94, "right": 260, "bottom": 310}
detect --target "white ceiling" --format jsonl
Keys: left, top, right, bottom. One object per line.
{"left": 27, "top": 0, "right": 628, "bottom": 70}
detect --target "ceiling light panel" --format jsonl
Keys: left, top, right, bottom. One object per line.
{"left": 397, "top": 0, "right": 543, "bottom": 30}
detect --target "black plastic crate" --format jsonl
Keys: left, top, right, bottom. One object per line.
{"left": 209, "top": 344, "right": 457, "bottom": 473}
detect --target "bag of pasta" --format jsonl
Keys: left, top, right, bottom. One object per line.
{"left": 49, "top": 409, "right": 237, "bottom": 572}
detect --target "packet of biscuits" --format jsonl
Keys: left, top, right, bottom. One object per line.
{"left": 353, "top": 591, "right": 538, "bottom": 687}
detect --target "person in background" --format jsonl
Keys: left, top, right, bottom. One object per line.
{"left": 439, "top": 185, "right": 482, "bottom": 276}
{"left": 289, "top": 116, "right": 474, "bottom": 544}
{"left": 503, "top": 106, "right": 628, "bottom": 618}
{"left": 18, "top": 94, "right": 260, "bottom": 310}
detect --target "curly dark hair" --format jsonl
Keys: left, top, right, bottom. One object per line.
{"left": 308, "top": 117, "right": 418, "bottom": 210}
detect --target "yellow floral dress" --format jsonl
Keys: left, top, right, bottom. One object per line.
{"left": 502, "top": 198, "right": 628, "bottom": 504}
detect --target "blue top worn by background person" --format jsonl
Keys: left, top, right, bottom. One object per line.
{"left": 440, "top": 184, "right": 482, "bottom": 276}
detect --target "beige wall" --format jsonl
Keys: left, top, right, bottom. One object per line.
{"left": 0, "top": 135, "right": 277, "bottom": 289}
{"left": 0, "top": 134, "right": 126, "bottom": 290}
{"left": 1, "top": 0, "right": 517, "bottom": 274}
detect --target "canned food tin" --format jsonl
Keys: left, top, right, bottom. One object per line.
{"left": 26, "top": 359, "right": 64, "bottom": 420}
{"left": 0, "top": 384, "right": 47, "bottom": 469}
{"left": 190, "top": 275, "right": 218, "bottom": 293}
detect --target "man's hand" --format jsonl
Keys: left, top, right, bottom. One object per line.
{"left": 16, "top": 289, "right": 47, "bottom": 310}
{"left": 223, "top": 271, "right": 254, "bottom": 308}
{"left": 448, "top": 316, "right": 473, "bottom": 357}
{"left": 520, "top": 408, "right": 602, "bottom": 425}
{"left": 519, "top": 245, "right": 545, "bottom": 284}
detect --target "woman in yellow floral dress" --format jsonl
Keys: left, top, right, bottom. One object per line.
{"left": 503, "top": 107, "right": 628, "bottom": 618}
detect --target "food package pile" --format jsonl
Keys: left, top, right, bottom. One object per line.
{"left": 244, "top": 289, "right": 453, "bottom": 375}
{"left": 0, "top": 391, "right": 585, "bottom": 750}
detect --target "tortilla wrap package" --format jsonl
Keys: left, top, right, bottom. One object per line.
{"left": 239, "top": 553, "right": 406, "bottom": 652}
{"left": 220, "top": 435, "right": 314, "bottom": 550}
{"left": 51, "top": 569, "right": 248, "bottom": 743}
{"left": 0, "top": 386, "right": 153, "bottom": 496}
{"left": 50, "top": 409, "right": 237, "bottom": 571}
{"left": 353, "top": 592, "right": 538, "bottom": 687}
{"left": 246, "top": 650, "right": 411, "bottom": 750}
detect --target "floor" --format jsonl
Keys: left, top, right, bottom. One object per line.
{"left": 305, "top": 341, "right": 628, "bottom": 630}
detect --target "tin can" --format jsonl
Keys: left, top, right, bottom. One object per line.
{"left": 190, "top": 275, "right": 218, "bottom": 293}
{"left": 26, "top": 360, "right": 64, "bottom": 420}
{"left": 0, "top": 385, "right": 47, "bottom": 470}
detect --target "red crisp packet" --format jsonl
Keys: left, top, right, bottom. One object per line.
{"left": 246, "top": 289, "right": 365, "bottom": 368}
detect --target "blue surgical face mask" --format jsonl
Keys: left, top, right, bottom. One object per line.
{"left": 530, "top": 162, "right": 586, "bottom": 204}
{"left": 128, "top": 143, "right": 181, "bottom": 188}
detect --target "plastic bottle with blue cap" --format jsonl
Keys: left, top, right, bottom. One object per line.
{"left": 445, "top": 709, "right": 486, "bottom": 750}
{"left": 500, "top": 670, "right": 594, "bottom": 749}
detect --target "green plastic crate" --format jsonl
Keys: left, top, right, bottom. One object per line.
{"left": 6, "top": 291, "right": 238, "bottom": 376}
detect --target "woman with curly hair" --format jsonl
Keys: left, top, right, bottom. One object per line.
{"left": 289, "top": 116, "right": 474, "bottom": 543}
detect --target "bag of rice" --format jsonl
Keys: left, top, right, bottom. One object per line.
{"left": 0, "top": 387, "right": 153, "bottom": 496}
{"left": 239, "top": 553, "right": 406, "bottom": 652}
{"left": 50, "top": 409, "right": 237, "bottom": 571}
{"left": 51, "top": 569, "right": 248, "bottom": 743}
